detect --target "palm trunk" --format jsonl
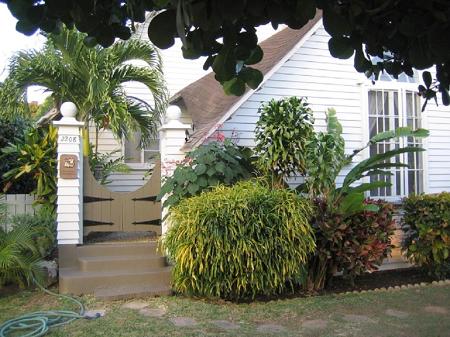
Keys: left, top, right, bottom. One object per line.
{"left": 82, "top": 126, "right": 90, "bottom": 156}
{"left": 95, "top": 128, "right": 99, "bottom": 155}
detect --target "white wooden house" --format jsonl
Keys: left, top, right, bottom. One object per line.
{"left": 55, "top": 12, "right": 450, "bottom": 296}
{"left": 99, "top": 12, "right": 450, "bottom": 200}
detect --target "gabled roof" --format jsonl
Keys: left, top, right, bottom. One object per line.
{"left": 170, "top": 12, "right": 322, "bottom": 151}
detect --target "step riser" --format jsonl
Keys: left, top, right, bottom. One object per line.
{"left": 60, "top": 243, "right": 171, "bottom": 298}
{"left": 78, "top": 257, "right": 167, "bottom": 272}
{"left": 60, "top": 270, "right": 172, "bottom": 296}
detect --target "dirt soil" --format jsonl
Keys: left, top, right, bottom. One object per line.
{"left": 325, "top": 268, "right": 436, "bottom": 293}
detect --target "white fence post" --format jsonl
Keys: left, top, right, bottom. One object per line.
{"left": 159, "top": 105, "right": 191, "bottom": 234}
{"left": 53, "top": 102, "right": 85, "bottom": 245}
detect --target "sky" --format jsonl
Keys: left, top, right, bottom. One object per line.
{"left": 0, "top": 4, "right": 46, "bottom": 101}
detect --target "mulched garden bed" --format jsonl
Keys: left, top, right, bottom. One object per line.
{"left": 324, "top": 267, "right": 436, "bottom": 294}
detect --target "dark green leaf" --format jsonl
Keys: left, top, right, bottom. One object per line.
{"left": 223, "top": 77, "right": 246, "bottom": 96}
{"left": 328, "top": 36, "right": 354, "bottom": 59}
{"left": 239, "top": 67, "right": 263, "bottom": 89}
{"left": 148, "top": 10, "right": 177, "bottom": 49}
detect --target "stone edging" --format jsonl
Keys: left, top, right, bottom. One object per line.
{"left": 340, "top": 279, "right": 450, "bottom": 295}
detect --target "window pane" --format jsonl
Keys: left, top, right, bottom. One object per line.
{"left": 144, "top": 151, "right": 158, "bottom": 163}
{"left": 394, "top": 91, "right": 399, "bottom": 116}
{"left": 124, "top": 134, "right": 141, "bottom": 163}
{"left": 384, "top": 91, "right": 389, "bottom": 115}
{"left": 377, "top": 91, "right": 383, "bottom": 115}
{"left": 369, "top": 117, "right": 377, "bottom": 138}
{"left": 408, "top": 171, "right": 416, "bottom": 195}
{"left": 396, "top": 170, "right": 402, "bottom": 195}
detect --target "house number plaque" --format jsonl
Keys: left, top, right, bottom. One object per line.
{"left": 60, "top": 154, "right": 78, "bottom": 179}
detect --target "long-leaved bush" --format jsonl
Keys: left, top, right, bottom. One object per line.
{"left": 402, "top": 192, "right": 450, "bottom": 279}
{"left": 161, "top": 180, "right": 315, "bottom": 300}
{"left": 254, "top": 97, "right": 314, "bottom": 187}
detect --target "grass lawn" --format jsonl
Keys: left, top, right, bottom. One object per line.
{"left": 1, "top": 284, "right": 449, "bottom": 337}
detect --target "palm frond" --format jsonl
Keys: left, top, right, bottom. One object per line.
{"left": 111, "top": 64, "right": 169, "bottom": 114}
{"left": 0, "top": 223, "right": 44, "bottom": 287}
{"left": 109, "top": 39, "right": 163, "bottom": 72}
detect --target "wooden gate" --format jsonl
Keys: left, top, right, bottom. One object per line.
{"left": 83, "top": 158, "right": 161, "bottom": 235}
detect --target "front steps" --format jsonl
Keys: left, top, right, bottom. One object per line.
{"left": 59, "top": 242, "right": 172, "bottom": 299}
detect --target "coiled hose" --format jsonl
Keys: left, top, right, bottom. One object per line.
{"left": 0, "top": 279, "right": 97, "bottom": 337}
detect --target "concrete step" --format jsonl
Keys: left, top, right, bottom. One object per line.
{"left": 76, "top": 242, "right": 159, "bottom": 257}
{"left": 59, "top": 266, "right": 172, "bottom": 296}
{"left": 78, "top": 255, "right": 167, "bottom": 272}
{"left": 94, "top": 284, "right": 172, "bottom": 300}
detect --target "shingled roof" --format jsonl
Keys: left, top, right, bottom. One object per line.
{"left": 170, "top": 12, "right": 322, "bottom": 151}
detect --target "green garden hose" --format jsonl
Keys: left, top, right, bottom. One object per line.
{"left": 0, "top": 279, "right": 99, "bottom": 337}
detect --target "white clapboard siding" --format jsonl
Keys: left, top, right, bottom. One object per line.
{"left": 425, "top": 98, "right": 450, "bottom": 192}
{"left": 88, "top": 124, "right": 122, "bottom": 159}
{"left": 218, "top": 25, "right": 365, "bottom": 186}
{"left": 106, "top": 169, "right": 150, "bottom": 192}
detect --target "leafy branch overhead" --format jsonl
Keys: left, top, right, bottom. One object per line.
{"left": 3, "top": 0, "right": 450, "bottom": 104}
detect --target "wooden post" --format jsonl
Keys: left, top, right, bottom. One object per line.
{"left": 159, "top": 105, "right": 191, "bottom": 234}
{"left": 53, "top": 102, "right": 85, "bottom": 245}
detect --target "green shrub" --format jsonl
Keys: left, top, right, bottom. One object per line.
{"left": 162, "top": 180, "right": 315, "bottom": 300}
{"left": 0, "top": 115, "right": 35, "bottom": 194}
{"left": 10, "top": 209, "right": 56, "bottom": 259}
{"left": 0, "top": 222, "right": 48, "bottom": 288}
{"left": 402, "top": 192, "right": 450, "bottom": 279}
{"left": 2, "top": 125, "right": 57, "bottom": 212}
{"left": 158, "top": 141, "right": 255, "bottom": 209}
{"left": 307, "top": 199, "right": 396, "bottom": 291}
{"left": 254, "top": 96, "right": 314, "bottom": 185}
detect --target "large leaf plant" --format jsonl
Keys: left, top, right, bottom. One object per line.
{"left": 301, "top": 108, "right": 429, "bottom": 216}
{"left": 2, "top": 125, "right": 57, "bottom": 212}
{"left": 302, "top": 108, "right": 429, "bottom": 291}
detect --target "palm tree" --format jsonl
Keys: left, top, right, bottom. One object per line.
{"left": 7, "top": 25, "right": 169, "bottom": 154}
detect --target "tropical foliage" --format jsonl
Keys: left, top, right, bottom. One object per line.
{"left": 158, "top": 141, "right": 255, "bottom": 209}
{"left": 254, "top": 97, "right": 314, "bottom": 186}
{"left": 402, "top": 192, "right": 450, "bottom": 279}
{"left": 5, "top": 1, "right": 449, "bottom": 107}
{"left": 0, "top": 78, "right": 29, "bottom": 119}
{"left": 300, "top": 109, "right": 429, "bottom": 217}
{"left": 0, "top": 116, "right": 35, "bottom": 194}
{"left": 162, "top": 180, "right": 315, "bottom": 300}
{"left": 300, "top": 108, "right": 428, "bottom": 291}
{"left": 307, "top": 199, "right": 396, "bottom": 290}
{"left": 89, "top": 149, "right": 130, "bottom": 185}
{"left": 6, "top": 25, "right": 168, "bottom": 154}
{"left": 0, "top": 219, "right": 53, "bottom": 287}
{"left": 1, "top": 125, "right": 57, "bottom": 212}
{"left": 9, "top": 209, "right": 56, "bottom": 259}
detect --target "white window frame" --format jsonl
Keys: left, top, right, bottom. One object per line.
{"left": 360, "top": 80, "right": 429, "bottom": 202}
{"left": 122, "top": 134, "right": 160, "bottom": 170}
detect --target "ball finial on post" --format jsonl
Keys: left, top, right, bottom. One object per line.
{"left": 60, "top": 102, "right": 78, "bottom": 118}
{"left": 166, "top": 105, "right": 182, "bottom": 122}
